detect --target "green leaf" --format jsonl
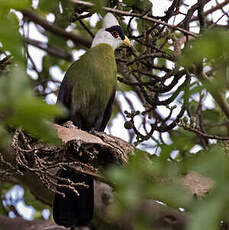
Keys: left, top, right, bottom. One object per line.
{"left": 188, "top": 197, "right": 223, "bottom": 230}
{"left": 0, "top": 182, "right": 14, "bottom": 194}
{"left": 0, "top": 183, "right": 14, "bottom": 215}
{"left": 9, "top": 96, "right": 62, "bottom": 143}
{"left": 161, "top": 129, "right": 195, "bottom": 159}
{"left": 0, "top": 66, "right": 64, "bottom": 143}
{"left": 0, "top": 125, "right": 10, "bottom": 148}
{"left": 189, "top": 145, "right": 225, "bottom": 180}
{"left": 0, "top": 0, "right": 29, "bottom": 13}
{"left": 38, "top": 0, "right": 59, "bottom": 12}
{"left": 0, "top": 14, "right": 24, "bottom": 63}
{"left": 180, "top": 30, "right": 229, "bottom": 68}
{"left": 23, "top": 187, "right": 49, "bottom": 211}
{"left": 123, "top": 0, "right": 152, "bottom": 13}
{"left": 89, "top": 0, "right": 105, "bottom": 15}
{"left": 147, "top": 183, "right": 191, "bottom": 208}
{"left": 202, "top": 109, "right": 221, "bottom": 123}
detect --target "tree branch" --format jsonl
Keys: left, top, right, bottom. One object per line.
{"left": 199, "top": 71, "right": 229, "bottom": 120}
{"left": 0, "top": 214, "right": 71, "bottom": 230}
{"left": 25, "top": 37, "right": 73, "bottom": 61}
{"left": 22, "top": 9, "right": 91, "bottom": 48}
{"left": 190, "top": 0, "right": 229, "bottom": 22}
{"left": 71, "top": 0, "right": 198, "bottom": 38}
{"left": 0, "top": 122, "right": 216, "bottom": 230}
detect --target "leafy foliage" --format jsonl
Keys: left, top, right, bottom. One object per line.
{"left": 180, "top": 30, "right": 229, "bottom": 67}
{"left": 0, "top": 66, "right": 64, "bottom": 143}
{"left": 0, "top": 0, "right": 228, "bottom": 229}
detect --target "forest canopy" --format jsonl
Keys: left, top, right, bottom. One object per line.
{"left": 0, "top": 0, "right": 229, "bottom": 230}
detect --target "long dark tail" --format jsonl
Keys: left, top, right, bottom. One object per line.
{"left": 53, "top": 170, "right": 94, "bottom": 227}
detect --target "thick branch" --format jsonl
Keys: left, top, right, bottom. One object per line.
{"left": 0, "top": 175, "right": 213, "bottom": 230}
{"left": 22, "top": 9, "right": 91, "bottom": 48}
{"left": 0, "top": 214, "right": 70, "bottom": 230}
{"left": 0, "top": 123, "right": 215, "bottom": 230}
{"left": 25, "top": 38, "right": 73, "bottom": 61}
{"left": 93, "top": 181, "right": 189, "bottom": 230}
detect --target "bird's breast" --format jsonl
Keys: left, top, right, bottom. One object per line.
{"left": 72, "top": 44, "right": 117, "bottom": 115}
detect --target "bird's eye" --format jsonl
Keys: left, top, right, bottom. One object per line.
{"left": 111, "top": 31, "right": 119, "bottom": 38}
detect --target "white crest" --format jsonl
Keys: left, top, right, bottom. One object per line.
{"left": 103, "top": 13, "right": 119, "bottom": 28}
{"left": 91, "top": 13, "right": 126, "bottom": 50}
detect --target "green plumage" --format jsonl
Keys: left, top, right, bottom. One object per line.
{"left": 57, "top": 43, "right": 117, "bottom": 131}
{"left": 53, "top": 12, "right": 130, "bottom": 228}
{"left": 54, "top": 44, "right": 117, "bottom": 227}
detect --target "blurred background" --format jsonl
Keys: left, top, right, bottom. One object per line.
{"left": 0, "top": 0, "right": 229, "bottom": 229}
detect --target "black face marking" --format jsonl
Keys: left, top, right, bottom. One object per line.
{"left": 105, "top": 25, "right": 125, "bottom": 40}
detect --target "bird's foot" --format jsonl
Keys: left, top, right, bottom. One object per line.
{"left": 88, "top": 129, "right": 97, "bottom": 135}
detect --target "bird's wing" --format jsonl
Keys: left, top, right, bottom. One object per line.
{"left": 56, "top": 44, "right": 117, "bottom": 131}
{"left": 99, "top": 87, "right": 116, "bottom": 131}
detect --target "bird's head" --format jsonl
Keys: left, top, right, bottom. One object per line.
{"left": 91, "top": 13, "right": 131, "bottom": 49}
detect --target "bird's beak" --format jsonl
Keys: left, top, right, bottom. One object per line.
{"left": 123, "top": 36, "right": 131, "bottom": 47}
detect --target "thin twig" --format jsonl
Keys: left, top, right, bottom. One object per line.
{"left": 72, "top": 0, "right": 198, "bottom": 37}
{"left": 180, "top": 124, "right": 229, "bottom": 141}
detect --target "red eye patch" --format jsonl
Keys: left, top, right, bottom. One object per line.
{"left": 105, "top": 25, "right": 125, "bottom": 40}
{"left": 111, "top": 31, "right": 119, "bottom": 38}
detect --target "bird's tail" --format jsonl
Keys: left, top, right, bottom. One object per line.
{"left": 53, "top": 170, "right": 94, "bottom": 227}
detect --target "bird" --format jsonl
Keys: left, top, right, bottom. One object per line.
{"left": 53, "top": 12, "right": 130, "bottom": 228}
